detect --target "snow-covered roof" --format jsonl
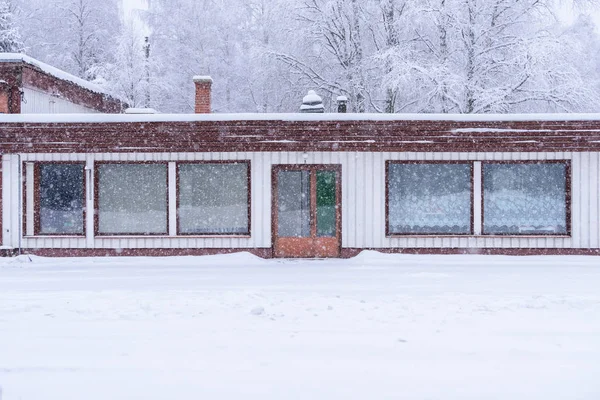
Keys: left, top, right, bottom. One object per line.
{"left": 125, "top": 108, "right": 158, "bottom": 114}
{"left": 302, "top": 90, "right": 322, "bottom": 104}
{"left": 4, "top": 112, "right": 600, "bottom": 124}
{"left": 0, "top": 53, "right": 109, "bottom": 96}
{"left": 193, "top": 75, "right": 213, "bottom": 83}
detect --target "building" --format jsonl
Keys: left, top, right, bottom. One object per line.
{"left": 1, "top": 59, "right": 600, "bottom": 258}
{"left": 0, "top": 53, "right": 125, "bottom": 114}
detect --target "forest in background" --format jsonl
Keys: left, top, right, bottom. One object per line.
{"left": 2, "top": 0, "right": 600, "bottom": 114}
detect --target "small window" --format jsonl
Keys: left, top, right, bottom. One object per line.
{"left": 483, "top": 162, "right": 569, "bottom": 235}
{"left": 178, "top": 162, "right": 250, "bottom": 235}
{"left": 387, "top": 162, "right": 472, "bottom": 235}
{"left": 37, "top": 163, "right": 85, "bottom": 235}
{"left": 97, "top": 163, "right": 168, "bottom": 235}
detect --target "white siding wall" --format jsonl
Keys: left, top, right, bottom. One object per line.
{"left": 3, "top": 151, "right": 600, "bottom": 250}
{"left": 2, "top": 154, "right": 22, "bottom": 248}
{"left": 21, "top": 88, "right": 99, "bottom": 114}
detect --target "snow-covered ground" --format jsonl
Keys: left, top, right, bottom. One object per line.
{"left": 0, "top": 252, "right": 599, "bottom": 399}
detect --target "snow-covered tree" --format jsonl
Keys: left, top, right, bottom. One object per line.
{"left": 274, "top": 0, "right": 374, "bottom": 112}
{"left": 244, "top": 0, "right": 305, "bottom": 112}
{"left": 12, "top": 0, "right": 119, "bottom": 80}
{"left": 9, "top": 0, "right": 600, "bottom": 114}
{"left": 0, "top": 0, "right": 23, "bottom": 52}
{"left": 95, "top": 20, "right": 149, "bottom": 107}
{"left": 62, "top": 0, "right": 120, "bottom": 80}
{"left": 146, "top": 0, "right": 305, "bottom": 112}
{"left": 274, "top": 0, "right": 417, "bottom": 112}
{"left": 380, "top": 0, "right": 600, "bottom": 113}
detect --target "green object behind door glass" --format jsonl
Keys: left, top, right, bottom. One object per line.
{"left": 316, "top": 171, "right": 336, "bottom": 237}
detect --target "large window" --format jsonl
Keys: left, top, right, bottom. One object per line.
{"left": 97, "top": 163, "right": 168, "bottom": 235}
{"left": 387, "top": 162, "right": 472, "bottom": 235}
{"left": 483, "top": 162, "right": 569, "bottom": 235}
{"left": 37, "top": 163, "right": 84, "bottom": 235}
{"left": 178, "top": 162, "right": 249, "bottom": 235}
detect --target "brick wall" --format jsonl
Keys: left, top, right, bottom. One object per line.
{"left": 0, "top": 65, "right": 20, "bottom": 114}
{"left": 2, "top": 119, "right": 600, "bottom": 153}
{"left": 0, "top": 86, "right": 8, "bottom": 113}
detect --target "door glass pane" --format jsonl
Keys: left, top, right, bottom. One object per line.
{"left": 277, "top": 170, "right": 310, "bottom": 237}
{"left": 317, "top": 170, "right": 336, "bottom": 237}
{"left": 39, "top": 164, "right": 84, "bottom": 234}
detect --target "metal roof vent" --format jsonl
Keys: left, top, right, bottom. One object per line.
{"left": 337, "top": 96, "right": 348, "bottom": 113}
{"left": 300, "top": 90, "right": 324, "bottom": 113}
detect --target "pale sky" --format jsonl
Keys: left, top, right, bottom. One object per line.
{"left": 555, "top": 0, "right": 600, "bottom": 28}
{"left": 122, "top": 0, "right": 150, "bottom": 35}
{"left": 123, "top": 0, "right": 148, "bottom": 17}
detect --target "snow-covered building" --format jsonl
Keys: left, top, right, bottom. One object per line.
{"left": 0, "top": 54, "right": 125, "bottom": 114}
{"left": 1, "top": 65, "right": 600, "bottom": 258}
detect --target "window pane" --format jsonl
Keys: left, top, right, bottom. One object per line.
{"left": 98, "top": 164, "right": 167, "bottom": 234}
{"left": 317, "top": 170, "right": 336, "bottom": 237}
{"left": 277, "top": 170, "right": 310, "bottom": 237}
{"left": 178, "top": 163, "right": 249, "bottom": 234}
{"left": 39, "top": 164, "right": 84, "bottom": 234}
{"left": 388, "top": 163, "right": 472, "bottom": 234}
{"left": 483, "top": 163, "right": 567, "bottom": 234}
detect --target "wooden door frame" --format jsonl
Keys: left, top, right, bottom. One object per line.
{"left": 271, "top": 164, "right": 342, "bottom": 258}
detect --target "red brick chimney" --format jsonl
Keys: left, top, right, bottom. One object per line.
{"left": 193, "top": 76, "right": 212, "bottom": 114}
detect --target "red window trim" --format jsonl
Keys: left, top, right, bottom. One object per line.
{"left": 24, "top": 160, "right": 254, "bottom": 239}
{"left": 385, "top": 159, "right": 572, "bottom": 238}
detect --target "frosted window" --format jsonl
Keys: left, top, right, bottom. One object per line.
{"left": 388, "top": 163, "right": 472, "bottom": 234}
{"left": 178, "top": 163, "right": 249, "bottom": 234}
{"left": 98, "top": 164, "right": 167, "bottom": 234}
{"left": 483, "top": 163, "right": 567, "bottom": 234}
{"left": 39, "top": 164, "right": 84, "bottom": 234}
{"left": 278, "top": 170, "right": 310, "bottom": 237}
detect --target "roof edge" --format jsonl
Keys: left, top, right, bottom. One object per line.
{"left": 4, "top": 112, "right": 600, "bottom": 124}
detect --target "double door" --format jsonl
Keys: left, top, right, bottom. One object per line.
{"left": 273, "top": 165, "right": 341, "bottom": 258}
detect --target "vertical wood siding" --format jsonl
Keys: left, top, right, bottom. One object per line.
{"left": 21, "top": 88, "right": 99, "bottom": 114}
{"left": 4, "top": 151, "right": 600, "bottom": 250}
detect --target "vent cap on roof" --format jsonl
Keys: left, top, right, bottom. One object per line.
{"left": 300, "top": 90, "right": 324, "bottom": 113}
{"left": 337, "top": 96, "right": 348, "bottom": 113}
